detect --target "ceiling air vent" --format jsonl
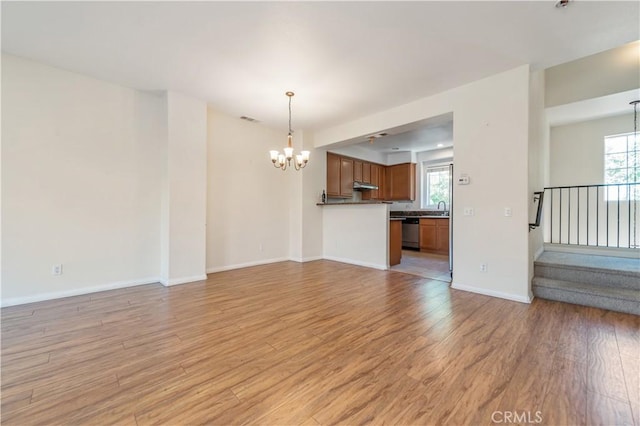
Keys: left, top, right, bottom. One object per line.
{"left": 240, "top": 116, "right": 260, "bottom": 123}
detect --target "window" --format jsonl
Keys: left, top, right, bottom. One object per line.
{"left": 604, "top": 132, "right": 639, "bottom": 200}
{"left": 421, "top": 164, "right": 451, "bottom": 209}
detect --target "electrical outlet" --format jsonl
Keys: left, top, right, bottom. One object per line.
{"left": 52, "top": 264, "right": 63, "bottom": 275}
{"left": 259, "top": 244, "right": 263, "bottom": 252}
{"left": 504, "top": 207, "right": 512, "bottom": 217}
{"left": 480, "top": 263, "right": 488, "bottom": 272}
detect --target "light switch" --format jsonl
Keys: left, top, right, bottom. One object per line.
{"left": 464, "top": 207, "right": 474, "bottom": 216}
{"left": 458, "top": 175, "right": 470, "bottom": 185}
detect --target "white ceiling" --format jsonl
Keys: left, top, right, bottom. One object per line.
{"left": 2, "top": 1, "right": 639, "bottom": 133}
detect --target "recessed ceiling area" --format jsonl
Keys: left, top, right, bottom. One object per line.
{"left": 2, "top": 1, "right": 638, "bottom": 132}
{"left": 353, "top": 113, "right": 453, "bottom": 154}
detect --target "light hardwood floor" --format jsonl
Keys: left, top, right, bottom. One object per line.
{"left": 1, "top": 260, "right": 638, "bottom": 425}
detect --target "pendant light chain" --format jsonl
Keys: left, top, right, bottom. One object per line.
{"left": 289, "top": 94, "right": 293, "bottom": 136}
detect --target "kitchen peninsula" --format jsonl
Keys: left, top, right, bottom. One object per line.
{"left": 319, "top": 151, "right": 419, "bottom": 271}
{"left": 319, "top": 202, "right": 392, "bottom": 270}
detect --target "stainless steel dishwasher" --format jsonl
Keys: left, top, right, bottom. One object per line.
{"left": 401, "top": 218, "right": 420, "bottom": 249}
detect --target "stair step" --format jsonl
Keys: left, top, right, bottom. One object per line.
{"left": 532, "top": 277, "right": 640, "bottom": 315}
{"left": 534, "top": 251, "right": 640, "bottom": 290}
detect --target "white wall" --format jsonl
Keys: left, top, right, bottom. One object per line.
{"left": 1, "top": 54, "right": 163, "bottom": 305}
{"left": 314, "top": 65, "right": 532, "bottom": 303}
{"left": 550, "top": 113, "right": 633, "bottom": 186}
{"left": 545, "top": 41, "right": 640, "bottom": 107}
{"left": 206, "top": 108, "right": 292, "bottom": 272}
{"left": 161, "top": 92, "right": 208, "bottom": 285}
{"left": 322, "top": 204, "right": 388, "bottom": 270}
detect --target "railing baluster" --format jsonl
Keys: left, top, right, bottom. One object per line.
{"left": 559, "top": 189, "right": 563, "bottom": 244}
{"left": 586, "top": 187, "right": 590, "bottom": 245}
{"left": 604, "top": 187, "right": 610, "bottom": 247}
{"left": 617, "top": 185, "right": 621, "bottom": 248}
{"left": 568, "top": 188, "right": 571, "bottom": 245}
{"left": 596, "top": 187, "right": 599, "bottom": 246}
{"left": 577, "top": 187, "right": 580, "bottom": 245}
{"left": 549, "top": 189, "right": 553, "bottom": 243}
{"left": 629, "top": 185, "right": 631, "bottom": 248}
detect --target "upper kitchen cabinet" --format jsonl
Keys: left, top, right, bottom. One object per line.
{"left": 362, "top": 162, "right": 371, "bottom": 183}
{"left": 353, "top": 160, "right": 363, "bottom": 182}
{"left": 386, "top": 163, "right": 416, "bottom": 201}
{"left": 354, "top": 160, "right": 371, "bottom": 184}
{"left": 340, "top": 157, "right": 354, "bottom": 197}
{"left": 363, "top": 163, "right": 385, "bottom": 200}
{"left": 326, "top": 152, "right": 354, "bottom": 198}
{"left": 326, "top": 152, "right": 342, "bottom": 197}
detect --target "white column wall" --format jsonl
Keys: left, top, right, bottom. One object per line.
{"left": 160, "top": 92, "right": 208, "bottom": 286}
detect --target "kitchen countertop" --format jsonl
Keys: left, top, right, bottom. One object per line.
{"left": 391, "top": 215, "right": 449, "bottom": 219}
{"left": 316, "top": 201, "right": 393, "bottom": 206}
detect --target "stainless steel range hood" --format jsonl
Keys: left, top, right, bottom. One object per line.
{"left": 353, "top": 181, "right": 379, "bottom": 191}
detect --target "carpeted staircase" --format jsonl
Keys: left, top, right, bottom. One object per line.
{"left": 532, "top": 251, "right": 640, "bottom": 315}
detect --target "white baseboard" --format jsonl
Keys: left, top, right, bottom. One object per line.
{"left": 451, "top": 282, "right": 532, "bottom": 304}
{"left": 206, "top": 257, "right": 289, "bottom": 274}
{"left": 1, "top": 277, "right": 161, "bottom": 308}
{"left": 322, "top": 255, "right": 387, "bottom": 271}
{"left": 289, "top": 256, "right": 324, "bottom": 263}
{"left": 160, "top": 274, "right": 208, "bottom": 287}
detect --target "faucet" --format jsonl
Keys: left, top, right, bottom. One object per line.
{"left": 437, "top": 201, "right": 447, "bottom": 212}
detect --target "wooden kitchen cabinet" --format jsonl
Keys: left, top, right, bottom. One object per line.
{"left": 419, "top": 218, "right": 449, "bottom": 256}
{"left": 353, "top": 160, "right": 363, "bottom": 182}
{"left": 327, "top": 153, "right": 384, "bottom": 200}
{"left": 389, "top": 219, "right": 402, "bottom": 266}
{"left": 386, "top": 163, "right": 416, "bottom": 201}
{"left": 362, "top": 162, "right": 371, "bottom": 183}
{"left": 436, "top": 222, "right": 450, "bottom": 254}
{"left": 326, "top": 153, "right": 354, "bottom": 198}
{"left": 340, "top": 157, "right": 354, "bottom": 197}
{"left": 364, "top": 163, "right": 385, "bottom": 200}
{"left": 326, "top": 152, "right": 342, "bottom": 197}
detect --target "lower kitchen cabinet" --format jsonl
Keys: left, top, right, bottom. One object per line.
{"left": 389, "top": 220, "right": 402, "bottom": 266}
{"left": 419, "top": 218, "right": 449, "bottom": 256}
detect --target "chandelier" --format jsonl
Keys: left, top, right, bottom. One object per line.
{"left": 269, "top": 91, "right": 310, "bottom": 171}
